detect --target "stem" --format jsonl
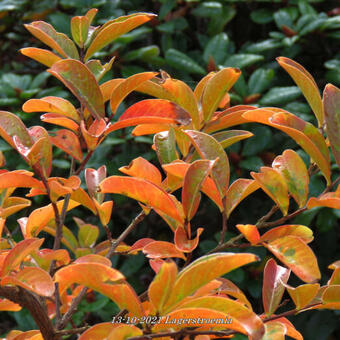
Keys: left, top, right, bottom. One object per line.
{"left": 219, "top": 197, "right": 228, "bottom": 245}
{"left": 74, "top": 150, "right": 94, "bottom": 176}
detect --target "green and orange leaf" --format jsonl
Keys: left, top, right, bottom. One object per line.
{"left": 283, "top": 282, "right": 320, "bottom": 310}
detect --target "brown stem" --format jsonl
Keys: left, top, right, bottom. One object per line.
{"left": 219, "top": 197, "right": 228, "bottom": 245}
{"left": 0, "top": 286, "right": 60, "bottom": 340}
{"left": 74, "top": 150, "right": 94, "bottom": 176}
{"left": 56, "top": 326, "right": 89, "bottom": 336}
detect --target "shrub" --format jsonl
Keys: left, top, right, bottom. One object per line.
{"left": 1, "top": 8, "right": 340, "bottom": 340}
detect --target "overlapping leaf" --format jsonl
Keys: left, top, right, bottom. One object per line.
{"left": 20, "top": 48, "right": 62, "bottom": 67}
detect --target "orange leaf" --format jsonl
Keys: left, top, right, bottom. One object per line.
{"left": 204, "top": 105, "right": 257, "bottom": 134}
{"left": 84, "top": 13, "right": 156, "bottom": 61}
{"left": 70, "top": 188, "right": 97, "bottom": 214}
{"left": 175, "top": 227, "right": 203, "bottom": 253}
{"left": 243, "top": 108, "right": 330, "bottom": 184}
{"left": 272, "top": 149, "right": 309, "bottom": 207}
{"left": 20, "top": 47, "right": 62, "bottom": 67}
{"left": 78, "top": 323, "right": 116, "bottom": 340}
{"left": 110, "top": 72, "right": 158, "bottom": 115}
{"left": 23, "top": 96, "right": 80, "bottom": 122}
{"left": 0, "top": 197, "right": 31, "bottom": 218}
{"left": 119, "top": 157, "right": 162, "bottom": 186}
{"left": 0, "top": 298, "right": 21, "bottom": 311}
{"left": 50, "top": 129, "right": 83, "bottom": 162}
{"left": 131, "top": 123, "right": 170, "bottom": 136}
{"left": 107, "top": 324, "right": 143, "bottom": 340}
{"left": 262, "top": 321, "right": 285, "bottom": 340}
{"left": 277, "top": 57, "right": 323, "bottom": 126}
{"left": 0, "top": 171, "right": 42, "bottom": 189}
{"left": 251, "top": 167, "right": 289, "bottom": 216}
{"left": 148, "top": 260, "right": 177, "bottom": 313}
{"left": 262, "top": 259, "right": 290, "bottom": 316}
{"left": 48, "top": 60, "right": 105, "bottom": 120}
{"left": 1, "top": 267, "right": 55, "bottom": 297}
{"left": 41, "top": 114, "right": 79, "bottom": 132}
{"left": 106, "top": 99, "right": 191, "bottom": 134}
{"left": 201, "top": 68, "right": 241, "bottom": 122}
{"left": 236, "top": 224, "right": 260, "bottom": 245}
{"left": 283, "top": 282, "right": 320, "bottom": 310}
{"left": 33, "top": 249, "right": 70, "bottom": 271}
{"left": 263, "top": 235, "right": 321, "bottom": 283}
{"left": 80, "top": 119, "right": 107, "bottom": 150}
{"left": 100, "top": 176, "right": 183, "bottom": 224}
{"left": 24, "top": 21, "right": 79, "bottom": 59}
{"left": 1, "top": 238, "right": 44, "bottom": 276}
{"left": 225, "top": 179, "right": 260, "bottom": 218}
{"left": 143, "top": 241, "right": 186, "bottom": 260}
{"left": 260, "top": 225, "right": 314, "bottom": 244}
{"left": 163, "top": 252, "right": 259, "bottom": 311}
{"left": 94, "top": 200, "right": 113, "bottom": 226}
{"left": 213, "top": 130, "right": 254, "bottom": 149}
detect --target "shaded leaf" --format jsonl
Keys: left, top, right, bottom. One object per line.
{"left": 154, "top": 128, "right": 179, "bottom": 165}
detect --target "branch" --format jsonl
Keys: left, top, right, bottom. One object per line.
{"left": 0, "top": 286, "right": 60, "bottom": 340}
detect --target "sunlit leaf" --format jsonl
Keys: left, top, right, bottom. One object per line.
{"left": 225, "top": 179, "right": 260, "bottom": 218}
{"left": 163, "top": 252, "right": 259, "bottom": 311}
{"left": 262, "top": 258, "right": 290, "bottom": 316}
{"left": 0, "top": 197, "right": 31, "bottom": 218}
{"left": 0, "top": 298, "right": 21, "bottom": 311}
{"left": 131, "top": 123, "right": 170, "bottom": 136}
{"left": 236, "top": 224, "right": 260, "bottom": 245}
{"left": 262, "top": 321, "right": 286, "bottom": 340}
{"left": 273, "top": 317, "right": 303, "bottom": 340}
{"left": 0, "top": 171, "right": 42, "bottom": 189}
{"left": 185, "top": 130, "right": 230, "bottom": 197}
{"left": 1, "top": 238, "right": 43, "bottom": 276}
{"left": 213, "top": 130, "right": 253, "bottom": 149}
{"left": 148, "top": 260, "right": 177, "bottom": 313}
{"left": 78, "top": 323, "right": 116, "bottom": 340}
{"left": 264, "top": 235, "right": 321, "bottom": 283}
{"left": 251, "top": 167, "right": 289, "bottom": 215}
{"left": 307, "top": 185, "right": 340, "bottom": 209}
{"left": 119, "top": 157, "right": 162, "bottom": 186}
{"left": 1, "top": 267, "right": 54, "bottom": 297}
{"left": 243, "top": 108, "right": 330, "bottom": 184}
{"left": 284, "top": 282, "right": 319, "bottom": 310}
{"left": 323, "top": 83, "right": 340, "bottom": 169}
{"left": 107, "top": 324, "right": 143, "bottom": 340}
{"left": 48, "top": 60, "right": 105, "bottom": 120}
{"left": 143, "top": 241, "right": 186, "bottom": 260}
{"left": 260, "top": 225, "right": 314, "bottom": 244}
{"left": 20, "top": 48, "right": 62, "bottom": 67}
{"left": 110, "top": 72, "right": 158, "bottom": 115}
{"left": 201, "top": 68, "right": 241, "bottom": 122}
{"left": 50, "top": 129, "right": 83, "bottom": 162}
{"left": 174, "top": 227, "right": 204, "bottom": 253}
{"left": 272, "top": 149, "right": 309, "bottom": 207}
{"left": 41, "top": 114, "right": 79, "bottom": 132}
{"left": 277, "top": 57, "right": 323, "bottom": 126}
{"left": 78, "top": 224, "right": 99, "bottom": 248}
{"left": 24, "top": 21, "right": 79, "bottom": 59}
{"left": 100, "top": 176, "right": 183, "bottom": 224}
{"left": 71, "top": 15, "right": 89, "bottom": 48}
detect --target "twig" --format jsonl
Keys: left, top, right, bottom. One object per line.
{"left": 218, "top": 197, "right": 228, "bottom": 245}
{"left": 56, "top": 326, "right": 89, "bottom": 336}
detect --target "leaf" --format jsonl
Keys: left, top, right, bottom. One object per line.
{"left": 262, "top": 321, "right": 286, "bottom": 340}
{"left": 71, "top": 15, "right": 89, "bottom": 48}
{"left": 119, "top": 157, "right": 162, "bottom": 186}
{"left": 110, "top": 72, "right": 158, "bottom": 115}
{"left": 143, "top": 241, "right": 186, "bottom": 260}
{"left": 236, "top": 224, "right": 260, "bottom": 245}
{"left": 185, "top": 130, "right": 230, "bottom": 197}
{"left": 23, "top": 96, "right": 80, "bottom": 122}
{"left": 85, "top": 166, "right": 106, "bottom": 202}
{"left": 148, "top": 260, "right": 177, "bottom": 313}
{"left": 0, "top": 197, "right": 31, "bottom": 218}
{"left": 165, "top": 48, "right": 205, "bottom": 75}
{"left": 86, "top": 58, "right": 115, "bottom": 82}
{"left": 0, "top": 111, "right": 32, "bottom": 149}
{"left": 106, "top": 99, "right": 191, "bottom": 134}
{"left": 272, "top": 149, "right": 309, "bottom": 207}
{"left": 80, "top": 119, "right": 107, "bottom": 151}
{"left": 41, "top": 114, "right": 78, "bottom": 132}
{"left": 1, "top": 238, "right": 44, "bottom": 276}
{"left": 323, "top": 84, "right": 340, "bottom": 169}
{"left": 163, "top": 252, "right": 258, "bottom": 311}
{"left": 176, "top": 297, "right": 265, "bottom": 340}
{"left": 100, "top": 176, "right": 183, "bottom": 224}
{"left": 154, "top": 128, "right": 179, "bottom": 165}
{"left": 0, "top": 299, "right": 21, "bottom": 312}
{"left": 277, "top": 57, "right": 323, "bottom": 126}
{"left": 251, "top": 167, "right": 289, "bottom": 216}
{"left": 162, "top": 161, "right": 223, "bottom": 211}
{"left": 262, "top": 258, "right": 290, "bottom": 316}
{"left": 243, "top": 108, "right": 330, "bottom": 184}
{"left": 24, "top": 21, "right": 79, "bottom": 59}
{"left": 204, "top": 105, "right": 257, "bottom": 134}
{"left": 25, "top": 199, "right": 80, "bottom": 237}
{"left": 203, "top": 33, "right": 229, "bottom": 64}
{"left": 261, "top": 225, "right": 314, "bottom": 244}
{"left": 273, "top": 318, "right": 303, "bottom": 340}
{"left": 182, "top": 160, "right": 216, "bottom": 220}
{"left": 20, "top": 48, "right": 62, "bottom": 67}
{"left": 48, "top": 60, "right": 105, "bottom": 120}
{"left": 224, "top": 54, "right": 264, "bottom": 69}
{"left": 1, "top": 267, "right": 54, "bottom": 297}
{"left": 0, "top": 171, "right": 43, "bottom": 189}
{"left": 284, "top": 283, "right": 320, "bottom": 310}
{"left": 174, "top": 227, "right": 204, "bottom": 253}
{"left": 263, "top": 235, "right": 321, "bottom": 283}
{"left": 107, "top": 324, "right": 143, "bottom": 340}
{"left": 78, "top": 224, "right": 99, "bottom": 248}
{"left": 307, "top": 185, "right": 340, "bottom": 209}
{"left": 248, "top": 68, "right": 275, "bottom": 94}
{"left": 213, "top": 130, "right": 254, "bottom": 149}
{"left": 49, "top": 129, "right": 83, "bottom": 162}
{"left": 201, "top": 68, "right": 241, "bottom": 122}
{"left": 70, "top": 188, "right": 97, "bottom": 214}
{"left": 161, "top": 77, "right": 200, "bottom": 129}
{"left": 78, "top": 323, "right": 116, "bottom": 340}
{"left": 225, "top": 179, "right": 260, "bottom": 217}
{"left": 85, "top": 13, "right": 156, "bottom": 60}
{"left": 259, "top": 86, "right": 302, "bottom": 106}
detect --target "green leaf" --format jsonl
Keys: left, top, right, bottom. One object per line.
{"left": 245, "top": 39, "right": 283, "bottom": 54}
{"left": 259, "top": 86, "right": 302, "bottom": 106}
{"left": 242, "top": 126, "right": 272, "bottom": 157}
{"left": 154, "top": 128, "right": 179, "bottom": 165}
{"left": 203, "top": 33, "right": 230, "bottom": 64}
{"left": 165, "top": 49, "right": 205, "bottom": 75}
{"left": 250, "top": 9, "right": 273, "bottom": 24}
{"left": 192, "top": 2, "right": 222, "bottom": 18}
{"left": 78, "top": 224, "right": 99, "bottom": 248}
{"left": 274, "top": 9, "right": 294, "bottom": 30}
{"left": 248, "top": 68, "right": 275, "bottom": 94}
{"left": 224, "top": 54, "right": 264, "bottom": 69}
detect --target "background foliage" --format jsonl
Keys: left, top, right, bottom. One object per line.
{"left": 1, "top": 0, "right": 340, "bottom": 338}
